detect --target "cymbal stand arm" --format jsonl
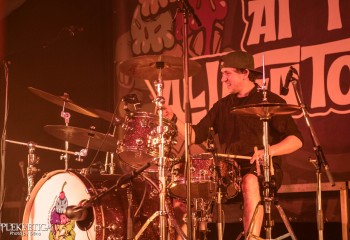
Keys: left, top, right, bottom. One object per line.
{"left": 60, "top": 102, "right": 71, "bottom": 170}
{"left": 26, "top": 142, "right": 40, "bottom": 201}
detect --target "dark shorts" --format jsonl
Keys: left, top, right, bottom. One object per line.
{"left": 225, "top": 161, "right": 283, "bottom": 204}
{"left": 240, "top": 162, "right": 283, "bottom": 190}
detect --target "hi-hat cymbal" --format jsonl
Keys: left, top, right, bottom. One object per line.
{"left": 28, "top": 87, "right": 99, "bottom": 118}
{"left": 231, "top": 102, "right": 301, "bottom": 118}
{"left": 119, "top": 55, "right": 201, "bottom": 80}
{"left": 44, "top": 125, "right": 118, "bottom": 152}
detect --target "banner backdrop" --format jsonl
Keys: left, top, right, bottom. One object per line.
{"left": 113, "top": 0, "right": 350, "bottom": 185}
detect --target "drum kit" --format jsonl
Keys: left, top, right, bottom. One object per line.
{"left": 8, "top": 54, "right": 303, "bottom": 240}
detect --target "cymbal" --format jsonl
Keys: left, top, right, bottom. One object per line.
{"left": 44, "top": 125, "right": 118, "bottom": 152}
{"left": 231, "top": 102, "right": 301, "bottom": 118}
{"left": 28, "top": 87, "right": 99, "bottom": 118}
{"left": 119, "top": 55, "right": 201, "bottom": 80}
{"left": 87, "top": 107, "right": 124, "bottom": 124}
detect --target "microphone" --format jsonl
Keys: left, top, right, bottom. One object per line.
{"left": 65, "top": 205, "right": 89, "bottom": 221}
{"left": 65, "top": 199, "right": 92, "bottom": 221}
{"left": 280, "top": 66, "right": 294, "bottom": 95}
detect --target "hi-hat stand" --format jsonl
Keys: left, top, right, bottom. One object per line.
{"left": 231, "top": 72, "right": 300, "bottom": 239}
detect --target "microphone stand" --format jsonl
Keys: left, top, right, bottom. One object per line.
{"left": 177, "top": 1, "right": 201, "bottom": 239}
{"left": 65, "top": 162, "right": 151, "bottom": 221}
{"left": 290, "top": 71, "right": 335, "bottom": 240}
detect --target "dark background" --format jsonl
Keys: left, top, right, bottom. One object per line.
{"left": 1, "top": 0, "right": 116, "bottom": 224}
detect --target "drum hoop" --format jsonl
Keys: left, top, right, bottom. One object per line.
{"left": 125, "top": 111, "right": 174, "bottom": 126}
{"left": 22, "top": 170, "right": 106, "bottom": 239}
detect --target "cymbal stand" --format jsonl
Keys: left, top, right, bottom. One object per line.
{"left": 247, "top": 61, "right": 296, "bottom": 239}
{"left": 26, "top": 142, "right": 40, "bottom": 201}
{"left": 60, "top": 97, "right": 71, "bottom": 170}
{"left": 153, "top": 58, "right": 169, "bottom": 240}
{"left": 289, "top": 67, "right": 334, "bottom": 240}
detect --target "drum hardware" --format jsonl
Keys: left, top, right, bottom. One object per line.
{"left": 65, "top": 162, "right": 151, "bottom": 222}
{"left": 287, "top": 66, "right": 334, "bottom": 240}
{"left": 44, "top": 125, "right": 119, "bottom": 153}
{"left": 206, "top": 126, "right": 225, "bottom": 240}
{"left": 5, "top": 139, "right": 87, "bottom": 201}
{"left": 102, "top": 152, "right": 116, "bottom": 174}
{"left": 190, "top": 198, "right": 214, "bottom": 240}
{"left": 119, "top": 54, "right": 201, "bottom": 239}
{"left": 26, "top": 142, "right": 40, "bottom": 202}
{"left": 28, "top": 87, "right": 99, "bottom": 118}
{"left": 28, "top": 87, "right": 100, "bottom": 169}
{"left": 122, "top": 93, "right": 142, "bottom": 112}
{"left": 231, "top": 70, "right": 301, "bottom": 239}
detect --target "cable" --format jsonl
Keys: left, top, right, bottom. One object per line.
{"left": 0, "top": 61, "right": 9, "bottom": 222}
{"left": 87, "top": 103, "right": 119, "bottom": 169}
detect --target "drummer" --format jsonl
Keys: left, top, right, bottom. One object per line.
{"left": 164, "top": 50, "right": 303, "bottom": 238}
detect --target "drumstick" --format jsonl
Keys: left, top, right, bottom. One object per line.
{"left": 144, "top": 79, "right": 158, "bottom": 114}
{"left": 216, "top": 153, "right": 251, "bottom": 160}
{"left": 144, "top": 79, "right": 157, "bottom": 99}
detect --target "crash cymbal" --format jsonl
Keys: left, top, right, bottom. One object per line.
{"left": 28, "top": 87, "right": 99, "bottom": 118}
{"left": 44, "top": 125, "right": 118, "bottom": 152}
{"left": 231, "top": 102, "right": 301, "bottom": 118}
{"left": 87, "top": 107, "right": 124, "bottom": 124}
{"left": 119, "top": 55, "right": 201, "bottom": 80}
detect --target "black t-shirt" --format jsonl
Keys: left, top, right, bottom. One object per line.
{"left": 192, "top": 84, "right": 303, "bottom": 169}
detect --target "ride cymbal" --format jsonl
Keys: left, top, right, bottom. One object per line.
{"left": 44, "top": 125, "right": 118, "bottom": 152}
{"left": 119, "top": 55, "right": 201, "bottom": 80}
{"left": 231, "top": 102, "right": 301, "bottom": 118}
{"left": 28, "top": 87, "right": 99, "bottom": 118}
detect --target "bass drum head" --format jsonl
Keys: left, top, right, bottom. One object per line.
{"left": 22, "top": 170, "right": 126, "bottom": 240}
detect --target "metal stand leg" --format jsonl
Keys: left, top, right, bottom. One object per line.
{"left": 246, "top": 197, "right": 297, "bottom": 240}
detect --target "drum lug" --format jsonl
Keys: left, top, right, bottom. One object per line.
{"left": 140, "top": 118, "right": 148, "bottom": 128}
{"left": 106, "top": 235, "right": 123, "bottom": 240}
{"left": 135, "top": 138, "right": 144, "bottom": 146}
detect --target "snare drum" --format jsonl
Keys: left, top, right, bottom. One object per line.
{"left": 168, "top": 153, "right": 241, "bottom": 200}
{"left": 22, "top": 170, "right": 167, "bottom": 240}
{"left": 117, "top": 112, "right": 177, "bottom": 172}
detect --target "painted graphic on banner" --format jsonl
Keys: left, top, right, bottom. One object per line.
{"left": 114, "top": 0, "right": 350, "bottom": 183}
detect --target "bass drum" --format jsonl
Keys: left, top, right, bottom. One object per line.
{"left": 22, "top": 170, "right": 171, "bottom": 240}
